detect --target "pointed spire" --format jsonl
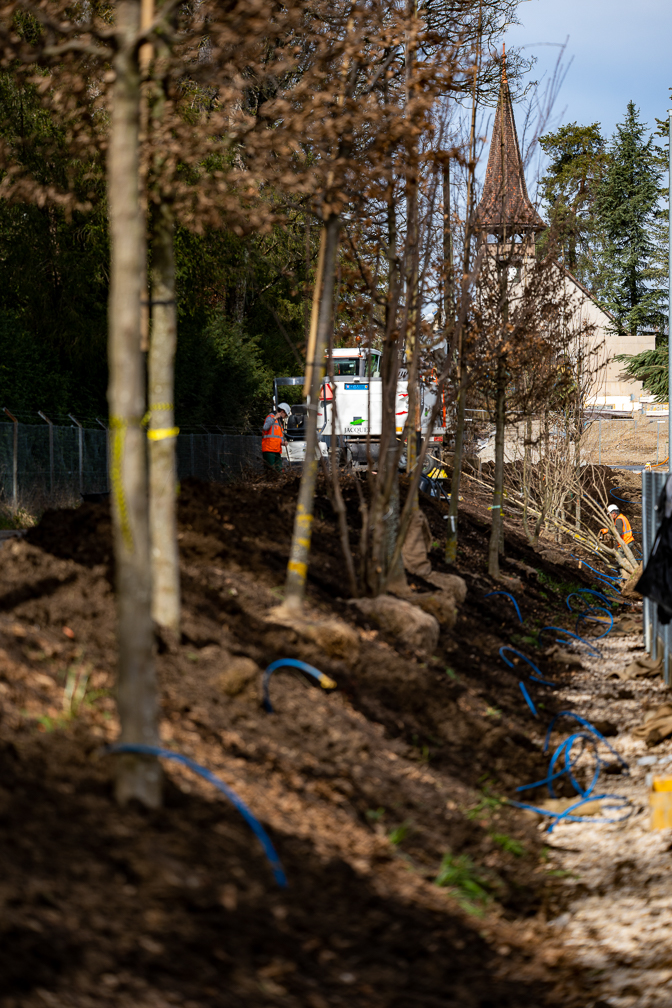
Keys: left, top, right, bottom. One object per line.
{"left": 475, "top": 48, "right": 545, "bottom": 239}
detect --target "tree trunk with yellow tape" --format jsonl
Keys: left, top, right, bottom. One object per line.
{"left": 107, "top": 0, "right": 160, "bottom": 809}
{"left": 284, "top": 214, "right": 340, "bottom": 611}
{"left": 148, "top": 199, "right": 180, "bottom": 633}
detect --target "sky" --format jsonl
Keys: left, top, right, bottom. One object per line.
{"left": 505, "top": 0, "right": 672, "bottom": 143}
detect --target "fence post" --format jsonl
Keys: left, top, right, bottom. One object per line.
{"left": 3, "top": 406, "right": 18, "bottom": 509}
{"left": 96, "top": 418, "right": 109, "bottom": 489}
{"left": 68, "top": 414, "right": 84, "bottom": 495}
{"left": 38, "top": 410, "right": 54, "bottom": 496}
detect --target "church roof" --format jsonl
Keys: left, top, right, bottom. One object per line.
{"left": 475, "top": 54, "right": 546, "bottom": 238}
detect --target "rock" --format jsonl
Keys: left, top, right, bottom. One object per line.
{"left": 266, "top": 605, "right": 360, "bottom": 660}
{"left": 297, "top": 619, "right": 360, "bottom": 659}
{"left": 349, "top": 595, "right": 439, "bottom": 653}
{"left": 497, "top": 574, "right": 523, "bottom": 592}
{"left": 426, "top": 571, "right": 467, "bottom": 604}
{"left": 545, "top": 646, "right": 584, "bottom": 669}
{"left": 218, "top": 657, "right": 260, "bottom": 697}
{"left": 413, "top": 592, "right": 457, "bottom": 629}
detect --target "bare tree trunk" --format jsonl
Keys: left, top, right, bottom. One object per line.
{"left": 108, "top": 0, "right": 160, "bottom": 808}
{"left": 148, "top": 200, "right": 180, "bottom": 633}
{"left": 284, "top": 213, "right": 340, "bottom": 611}
{"left": 445, "top": 384, "right": 464, "bottom": 564}
{"left": 522, "top": 415, "right": 533, "bottom": 546}
{"left": 488, "top": 356, "right": 506, "bottom": 579}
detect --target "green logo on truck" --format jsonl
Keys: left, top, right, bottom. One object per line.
{"left": 350, "top": 417, "right": 365, "bottom": 425}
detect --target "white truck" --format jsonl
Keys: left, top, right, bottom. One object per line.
{"left": 276, "top": 347, "right": 446, "bottom": 466}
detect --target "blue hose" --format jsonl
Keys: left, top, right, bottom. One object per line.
{"left": 544, "top": 711, "right": 629, "bottom": 771}
{"left": 509, "top": 794, "right": 632, "bottom": 832}
{"left": 484, "top": 591, "right": 523, "bottom": 623}
{"left": 538, "top": 626, "right": 602, "bottom": 658}
{"left": 499, "top": 646, "right": 556, "bottom": 686}
{"left": 518, "top": 681, "right": 537, "bottom": 716}
{"left": 263, "top": 658, "right": 337, "bottom": 713}
{"left": 610, "top": 487, "right": 639, "bottom": 505}
{"left": 566, "top": 589, "right": 613, "bottom": 610}
{"left": 509, "top": 713, "right": 631, "bottom": 832}
{"left": 108, "top": 744, "right": 288, "bottom": 887}
{"left": 575, "top": 606, "right": 613, "bottom": 639}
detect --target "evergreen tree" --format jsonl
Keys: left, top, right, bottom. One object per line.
{"left": 594, "top": 101, "right": 666, "bottom": 335}
{"left": 538, "top": 122, "right": 606, "bottom": 287}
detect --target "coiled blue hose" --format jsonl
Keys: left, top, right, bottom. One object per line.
{"left": 538, "top": 626, "right": 602, "bottom": 658}
{"left": 508, "top": 713, "right": 631, "bottom": 832}
{"left": 108, "top": 744, "right": 288, "bottom": 887}
{"left": 499, "top": 646, "right": 556, "bottom": 686}
{"left": 262, "top": 658, "right": 337, "bottom": 713}
{"left": 574, "top": 606, "right": 614, "bottom": 639}
{"left": 544, "top": 711, "right": 629, "bottom": 771}
{"left": 484, "top": 591, "right": 523, "bottom": 623}
{"left": 566, "top": 589, "right": 613, "bottom": 610}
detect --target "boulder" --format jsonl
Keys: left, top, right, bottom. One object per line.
{"left": 426, "top": 571, "right": 467, "bottom": 604}
{"left": 413, "top": 591, "right": 457, "bottom": 629}
{"left": 218, "top": 656, "right": 260, "bottom": 697}
{"left": 349, "top": 595, "right": 439, "bottom": 653}
{"left": 266, "top": 605, "right": 360, "bottom": 660}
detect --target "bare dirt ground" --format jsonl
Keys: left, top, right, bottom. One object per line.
{"left": 581, "top": 417, "right": 670, "bottom": 468}
{"left": 478, "top": 416, "right": 669, "bottom": 470}
{"left": 0, "top": 473, "right": 663, "bottom": 1007}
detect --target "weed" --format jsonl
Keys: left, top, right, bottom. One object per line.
{"left": 490, "top": 832, "right": 525, "bottom": 857}
{"left": 510, "top": 633, "right": 540, "bottom": 650}
{"left": 485, "top": 707, "right": 502, "bottom": 718}
{"left": 366, "top": 807, "right": 385, "bottom": 822}
{"left": 445, "top": 666, "right": 459, "bottom": 681}
{"left": 388, "top": 820, "right": 412, "bottom": 845}
{"left": 466, "top": 782, "right": 504, "bottom": 820}
{"left": 435, "top": 853, "right": 492, "bottom": 914}
{"left": 62, "top": 663, "right": 90, "bottom": 716}
{"left": 546, "top": 868, "right": 580, "bottom": 879}
{"left": 0, "top": 507, "right": 37, "bottom": 530}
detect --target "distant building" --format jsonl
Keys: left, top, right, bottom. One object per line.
{"left": 474, "top": 58, "right": 655, "bottom": 413}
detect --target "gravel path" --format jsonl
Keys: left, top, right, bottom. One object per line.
{"left": 540, "top": 617, "right": 672, "bottom": 1007}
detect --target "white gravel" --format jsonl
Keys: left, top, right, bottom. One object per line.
{"left": 539, "top": 619, "right": 672, "bottom": 1007}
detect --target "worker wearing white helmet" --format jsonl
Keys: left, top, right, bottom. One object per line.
{"left": 600, "top": 503, "right": 634, "bottom": 556}
{"left": 262, "top": 402, "right": 292, "bottom": 473}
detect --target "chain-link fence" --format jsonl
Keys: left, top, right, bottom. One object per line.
{"left": 0, "top": 421, "right": 264, "bottom": 513}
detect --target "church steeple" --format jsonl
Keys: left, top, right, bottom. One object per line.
{"left": 475, "top": 48, "right": 545, "bottom": 240}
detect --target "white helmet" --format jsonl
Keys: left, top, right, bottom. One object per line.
{"left": 607, "top": 504, "right": 619, "bottom": 513}
{"left": 278, "top": 402, "right": 292, "bottom": 416}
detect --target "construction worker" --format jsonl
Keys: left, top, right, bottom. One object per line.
{"left": 600, "top": 503, "right": 634, "bottom": 558}
{"left": 262, "top": 403, "right": 291, "bottom": 473}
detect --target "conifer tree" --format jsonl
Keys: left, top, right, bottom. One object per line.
{"left": 538, "top": 122, "right": 606, "bottom": 286}
{"left": 594, "top": 101, "right": 666, "bottom": 335}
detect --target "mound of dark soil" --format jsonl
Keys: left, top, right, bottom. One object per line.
{"left": 0, "top": 477, "right": 622, "bottom": 1007}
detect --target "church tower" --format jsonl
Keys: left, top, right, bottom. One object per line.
{"left": 474, "top": 51, "right": 545, "bottom": 251}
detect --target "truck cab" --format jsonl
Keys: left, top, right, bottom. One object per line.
{"left": 274, "top": 347, "right": 445, "bottom": 467}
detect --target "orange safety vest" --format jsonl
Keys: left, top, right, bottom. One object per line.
{"left": 617, "top": 513, "right": 634, "bottom": 544}
{"left": 601, "top": 512, "right": 634, "bottom": 544}
{"left": 262, "top": 414, "right": 283, "bottom": 453}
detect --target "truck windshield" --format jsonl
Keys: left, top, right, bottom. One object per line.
{"left": 365, "top": 355, "right": 381, "bottom": 377}
{"left": 332, "top": 358, "right": 361, "bottom": 376}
